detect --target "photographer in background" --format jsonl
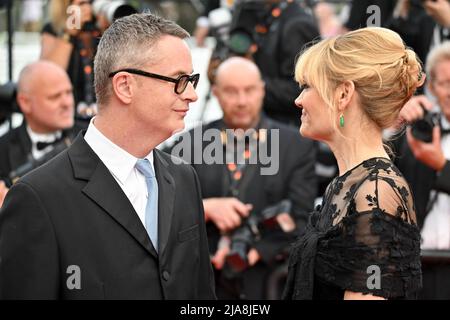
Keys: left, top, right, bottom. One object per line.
{"left": 393, "top": 42, "right": 450, "bottom": 300}
{"left": 41, "top": 0, "right": 100, "bottom": 120}
{"left": 394, "top": 42, "right": 450, "bottom": 241}
{"left": 238, "top": 0, "right": 319, "bottom": 126}
{"left": 168, "top": 57, "right": 317, "bottom": 299}
{"left": 204, "top": 0, "right": 319, "bottom": 125}
{"left": 0, "top": 61, "right": 83, "bottom": 207}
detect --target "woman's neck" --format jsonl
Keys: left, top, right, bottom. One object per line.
{"left": 327, "top": 127, "right": 389, "bottom": 177}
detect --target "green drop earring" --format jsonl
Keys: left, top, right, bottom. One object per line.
{"left": 339, "top": 113, "right": 345, "bottom": 128}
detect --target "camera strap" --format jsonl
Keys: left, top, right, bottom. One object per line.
{"left": 78, "top": 28, "right": 100, "bottom": 106}
{"left": 220, "top": 122, "right": 268, "bottom": 199}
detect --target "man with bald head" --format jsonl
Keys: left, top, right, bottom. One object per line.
{"left": 169, "top": 57, "right": 317, "bottom": 299}
{"left": 0, "top": 61, "right": 81, "bottom": 204}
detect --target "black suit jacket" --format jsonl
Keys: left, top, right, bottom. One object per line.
{"left": 0, "top": 121, "right": 85, "bottom": 186}
{"left": 168, "top": 116, "right": 317, "bottom": 298}
{"left": 393, "top": 134, "right": 450, "bottom": 230}
{"left": 0, "top": 133, "right": 216, "bottom": 299}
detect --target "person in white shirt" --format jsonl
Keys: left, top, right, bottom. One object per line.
{"left": 397, "top": 41, "right": 450, "bottom": 250}
{"left": 394, "top": 41, "right": 450, "bottom": 299}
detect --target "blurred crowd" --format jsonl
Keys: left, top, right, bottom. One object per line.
{"left": 1, "top": 0, "right": 450, "bottom": 299}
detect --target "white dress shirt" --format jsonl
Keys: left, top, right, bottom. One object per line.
{"left": 421, "top": 116, "right": 450, "bottom": 249}
{"left": 84, "top": 118, "right": 154, "bottom": 229}
{"left": 27, "top": 126, "right": 62, "bottom": 160}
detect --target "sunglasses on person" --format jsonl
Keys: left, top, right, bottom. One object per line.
{"left": 108, "top": 68, "right": 200, "bottom": 94}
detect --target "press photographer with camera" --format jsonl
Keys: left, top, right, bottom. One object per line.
{"left": 204, "top": 0, "right": 319, "bottom": 125}
{"left": 41, "top": 0, "right": 100, "bottom": 120}
{"left": 394, "top": 41, "right": 450, "bottom": 248}
{"left": 0, "top": 61, "right": 83, "bottom": 207}
{"left": 393, "top": 41, "right": 450, "bottom": 299}
{"left": 40, "top": 0, "right": 137, "bottom": 121}
{"left": 168, "top": 57, "right": 317, "bottom": 299}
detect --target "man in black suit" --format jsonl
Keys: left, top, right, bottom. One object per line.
{"left": 394, "top": 43, "right": 450, "bottom": 237}
{"left": 0, "top": 13, "right": 216, "bottom": 299}
{"left": 168, "top": 57, "right": 317, "bottom": 299}
{"left": 0, "top": 61, "right": 81, "bottom": 206}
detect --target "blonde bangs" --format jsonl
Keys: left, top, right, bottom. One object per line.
{"left": 295, "top": 38, "right": 337, "bottom": 110}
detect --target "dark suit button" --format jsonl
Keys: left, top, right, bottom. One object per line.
{"left": 162, "top": 270, "right": 170, "bottom": 281}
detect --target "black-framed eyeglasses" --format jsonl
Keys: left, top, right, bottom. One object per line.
{"left": 108, "top": 68, "right": 200, "bottom": 94}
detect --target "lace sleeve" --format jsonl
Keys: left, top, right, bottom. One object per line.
{"left": 353, "top": 175, "right": 417, "bottom": 224}
{"left": 317, "top": 177, "right": 422, "bottom": 299}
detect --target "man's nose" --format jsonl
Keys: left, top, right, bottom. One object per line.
{"left": 237, "top": 91, "right": 248, "bottom": 106}
{"left": 183, "top": 82, "right": 198, "bottom": 102}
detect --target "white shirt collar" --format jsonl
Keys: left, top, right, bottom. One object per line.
{"left": 84, "top": 118, "right": 154, "bottom": 185}
{"left": 26, "top": 125, "right": 62, "bottom": 144}
{"left": 441, "top": 114, "right": 450, "bottom": 131}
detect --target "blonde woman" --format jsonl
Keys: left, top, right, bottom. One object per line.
{"left": 283, "top": 27, "right": 424, "bottom": 300}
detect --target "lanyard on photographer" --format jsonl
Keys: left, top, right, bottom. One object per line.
{"left": 221, "top": 128, "right": 267, "bottom": 199}
{"left": 77, "top": 29, "right": 100, "bottom": 105}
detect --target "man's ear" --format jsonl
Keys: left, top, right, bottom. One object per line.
{"left": 111, "top": 72, "right": 134, "bottom": 104}
{"left": 16, "top": 92, "right": 32, "bottom": 115}
{"left": 336, "top": 80, "right": 355, "bottom": 111}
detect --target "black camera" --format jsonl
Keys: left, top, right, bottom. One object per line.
{"left": 410, "top": 105, "right": 440, "bottom": 143}
{"left": 227, "top": 0, "right": 274, "bottom": 55}
{"left": 223, "top": 199, "right": 293, "bottom": 277}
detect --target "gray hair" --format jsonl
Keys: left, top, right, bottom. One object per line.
{"left": 94, "top": 13, "right": 190, "bottom": 106}
{"left": 426, "top": 41, "right": 450, "bottom": 82}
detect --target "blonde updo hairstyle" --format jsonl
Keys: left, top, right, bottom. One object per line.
{"left": 295, "top": 27, "right": 424, "bottom": 130}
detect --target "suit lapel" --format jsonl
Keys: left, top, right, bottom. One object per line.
{"left": 8, "top": 123, "right": 32, "bottom": 171}
{"left": 153, "top": 150, "right": 175, "bottom": 256}
{"left": 68, "top": 133, "right": 157, "bottom": 258}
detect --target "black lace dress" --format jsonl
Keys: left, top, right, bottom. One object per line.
{"left": 283, "top": 157, "right": 422, "bottom": 300}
